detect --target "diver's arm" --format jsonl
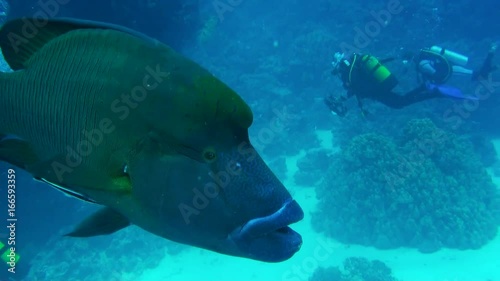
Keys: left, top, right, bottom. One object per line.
{"left": 416, "top": 59, "right": 436, "bottom": 83}
{"left": 418, "top": 60, "right": 436, "bottom": 76}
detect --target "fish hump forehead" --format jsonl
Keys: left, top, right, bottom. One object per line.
{"left": 189, "top": 71, "right": 253, "bottom": 129}
{"left": 146, "top": 52, "right": 254, "bottom": 142}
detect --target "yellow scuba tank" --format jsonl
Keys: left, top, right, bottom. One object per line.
{"left": 359, "top": 55, "right": 398, "bottom": 91}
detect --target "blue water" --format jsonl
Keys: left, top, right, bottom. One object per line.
{"left": 0, "top": 0, "right": 499, "bottom": 280}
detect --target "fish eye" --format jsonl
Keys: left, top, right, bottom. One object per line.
{"left": 202, "top": 148, "right": 217, "bottom": 163}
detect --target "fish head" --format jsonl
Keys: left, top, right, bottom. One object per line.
{"left": 129, "top": 60, "right": 304, "bottom": 262}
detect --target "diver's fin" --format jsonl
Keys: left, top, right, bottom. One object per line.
{"left": 34, "top": 177, "right": 97, "bottom": 204}
{"left": 0, "top": 136, "right": 38, "bottom": 169}
{"left": 65, "top": 207, "right": 130, "bottom": 237}
{"left": 426, "top": 83, "right": 478, "bottom": 100}
{"left": 0, "top": 18, "right": 157, "bottom": 70}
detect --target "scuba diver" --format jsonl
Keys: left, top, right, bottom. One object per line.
{"left": 325, "top": 44, "right": 497, "bottom": 117}
{"left": 412, "top": 44, "right": 497, "bottom": 97}
{"left": 325, "top": 52, "right": 440, "bottom": 117}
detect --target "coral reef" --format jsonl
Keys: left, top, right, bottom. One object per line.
{"left": 313, "top": 118, "right": 499, "bottom": 253}
{"left": 294, "top": 149, "right": 333, "bottom": 187}
{"left": 469, "top": 135, "right": 498, "bottom": 167}
{"left": 309, "top": 257, "right": 400, "bottom": 281}
{"left": 268, "top": 156, "right": 288, "bottom": 182}
{"left": 25, "top": 226, "right": 186, "bottom": 281}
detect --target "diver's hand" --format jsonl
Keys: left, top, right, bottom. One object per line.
{"left": 324, "top": 95, "right": 347, "bottom": 117}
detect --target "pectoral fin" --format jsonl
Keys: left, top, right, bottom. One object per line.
{"left": 28, "top": 153, "right": 132, "bottom": 195}
{"left": 65, "top": 207, "right": 130, "bottom": 237}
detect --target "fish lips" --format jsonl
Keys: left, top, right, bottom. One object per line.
{"left": 229, "top": 200, "right": 304, "bottom": 262}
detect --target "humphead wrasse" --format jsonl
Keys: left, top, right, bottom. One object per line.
{"left": 0, "top": 18, "right": 304, "bottom": 262}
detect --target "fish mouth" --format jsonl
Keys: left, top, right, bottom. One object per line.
{"left": 238, "top": 199, "right": 304, "bottom": 238}
{"left": 229, "top": 200, "right": 304, "bottom": 262}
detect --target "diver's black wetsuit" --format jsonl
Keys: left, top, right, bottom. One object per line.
{"left": 372, "top": 85, "right": 442, "bottom": 109}
{"left": 338, "top": 54, "right": 439, "bottom": 109}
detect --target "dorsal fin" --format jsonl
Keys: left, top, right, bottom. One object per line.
{"left": 0, "top": 17, "right": 159, "bottom": 70}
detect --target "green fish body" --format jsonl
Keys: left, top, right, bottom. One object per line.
{"left": 0, "top": 18, "right": 303, "bottom": 262}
